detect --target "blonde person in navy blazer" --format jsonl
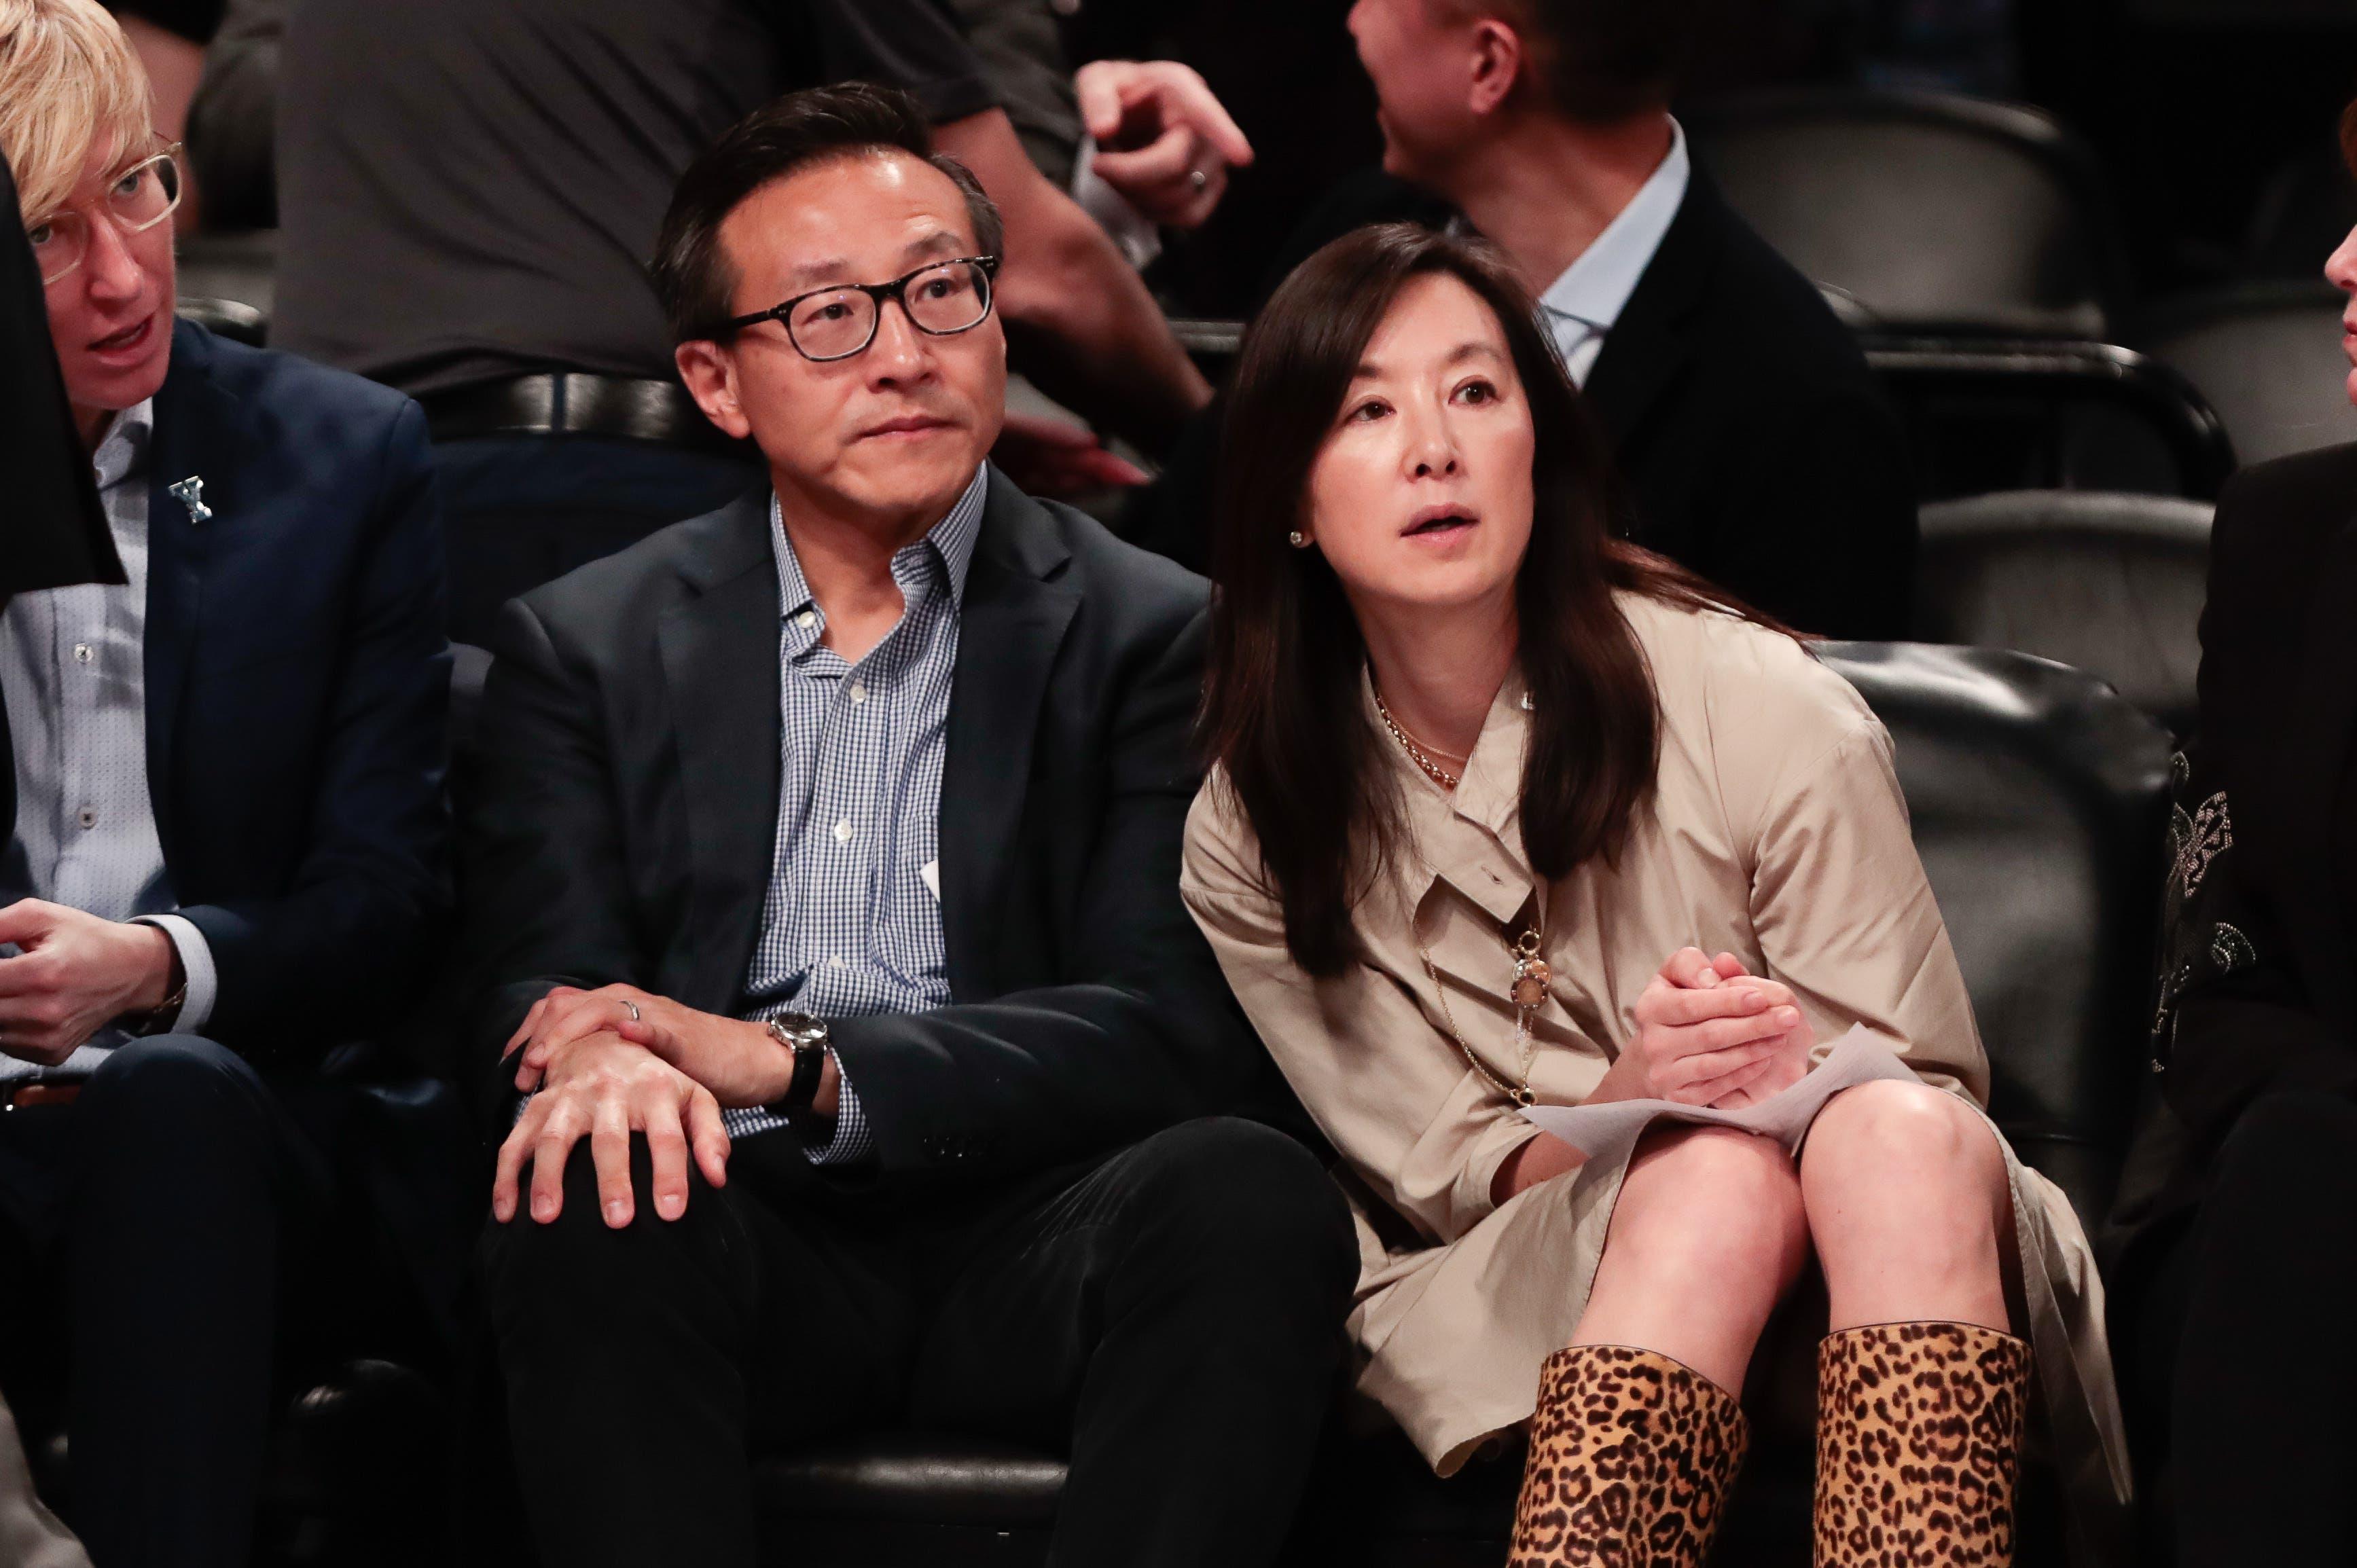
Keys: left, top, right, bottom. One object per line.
{"left": 0, "top": 7, "right": 450, "bottom": 1565}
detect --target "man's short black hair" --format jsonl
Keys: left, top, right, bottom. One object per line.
{"left": 1507, "top": 0, "right": 1697, "bottom": 123}
{"left": 651, "top": 81, "right": 1005, "bottom": 344}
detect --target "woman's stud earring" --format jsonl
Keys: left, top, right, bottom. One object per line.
{"left": 1287, "top": 530, "right": 1309, "bottom": 548}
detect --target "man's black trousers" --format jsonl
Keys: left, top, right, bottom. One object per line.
{"left": 2121, "top": 1089, "right": 2357, "bottom": 1567}
{"left": 483, "top": 1114, "right": 1361, "bottom": 1568}
{"left": 0, "top": 1035, "right": 332, "bottom": 1568}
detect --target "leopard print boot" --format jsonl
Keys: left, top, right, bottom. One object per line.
{"left": 1813, "top": 1321, "right": 2032, "bottom": 1567}
{"left": 1507, "top": 1343, "right": 1750, "bottom": 1567}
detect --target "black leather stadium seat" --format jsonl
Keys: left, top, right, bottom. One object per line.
{"left": 2140, "top": 282, "right": 2356, "bottom": 466}
{"left": 1867, "top": 335, "right": 2234, "bottom": 501}
{"left": 754, "top": 1436, "right": 1064, "bottom": 1565}
{"left": 1687, "top": 90, "right": 2126, "bottom": 339}
{"left": 175, "top": 229, "right": 278, "bottom": 344}
{"left": 174, "top": 295, "right": 268, "bottom": 346}
{"left": 1913, "top": 489, "right": 2213, "bottom": 737}
{"left": 1155, "top": 323, "right": 2237, "bottom": 501}
{"left": 1817, "top": 644, "right": 2173, "bottom": 1230}
{"left": 744, "top": 643, "right": 2170, "bottom": 1568}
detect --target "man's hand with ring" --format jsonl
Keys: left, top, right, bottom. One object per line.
{"left": 508, "top": 983, "right": 683, "bottom": 1091}
{"left": 1077, "top": 59, "right": 1253, "bottom": 230}
{"left": 508, "top": 983, "right": 821, "bottom": 1112}
{"left": 491, "top": 1029, "right": 730, "bottom": 1228}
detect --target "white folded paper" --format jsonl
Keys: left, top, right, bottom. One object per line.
{"left": 1519, "top": 1025, "right": 1922, "bottom": 1167}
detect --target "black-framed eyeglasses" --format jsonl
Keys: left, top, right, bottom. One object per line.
{"left": 724, "top": 255, "right": 1002, "bottom": 362}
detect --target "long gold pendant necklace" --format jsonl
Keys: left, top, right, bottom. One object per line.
{"left": 1374, "top": 684, "right": 1549, "bottom": 1106}
{"left": 1419, "top": 924, "right": 1549, "bottom": 1108}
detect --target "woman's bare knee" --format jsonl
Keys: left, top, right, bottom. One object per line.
{"left": 1800, "top": 1080, "right": 2011, "bottom": 1330}
{"left": 1611, "top": 1125, "right": 1810, "bottom": 1291}
{"left": 1802, "top": 1081, "right": 2004, "bottom": 1211}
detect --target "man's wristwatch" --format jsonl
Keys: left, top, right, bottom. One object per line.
{"left": 763, "top": 1013, "right": 831, "bottom": 1116}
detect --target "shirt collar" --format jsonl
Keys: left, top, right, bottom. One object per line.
{"left": 1535, "top": 119, "right": 1689, "bottom": 342}
{"left": 90, "top": 398, "right": 155, "bottom": 494}
{"left": 770, "top": 463, "right": 989, "bottom": 639}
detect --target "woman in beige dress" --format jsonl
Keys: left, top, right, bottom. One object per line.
{"left": 1180, "top": 225, "right": 2129, "bottom": 1566}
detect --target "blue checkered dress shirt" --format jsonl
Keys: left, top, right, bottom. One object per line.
{"left": 723, "top": 467, "right": 987, "bottom": 1160}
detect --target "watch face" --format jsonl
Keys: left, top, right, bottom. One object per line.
{"left": 774, "top": 1013, "right": 829, "bottom": 1048}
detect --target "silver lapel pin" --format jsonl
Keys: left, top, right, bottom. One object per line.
{"left": 166, "top": 475, "right": 212, "bottom": 525}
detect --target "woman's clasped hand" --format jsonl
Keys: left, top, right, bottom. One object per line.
{"left": 1603, "top": 946, "right": 1814, "bottom": 1109}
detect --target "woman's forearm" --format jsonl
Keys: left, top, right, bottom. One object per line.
{"left": 1492, "top": 1131, "right": 1588, "bottom": 1206}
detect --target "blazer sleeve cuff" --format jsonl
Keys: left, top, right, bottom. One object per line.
{"left": 801, "top": 1064, "right": 877, "bottom": 1167}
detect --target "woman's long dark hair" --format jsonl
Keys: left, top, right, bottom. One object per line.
{"left": 1201, "top": 223, "right": 1762, "bottom": 977}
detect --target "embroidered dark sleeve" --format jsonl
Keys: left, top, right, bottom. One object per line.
{"left": 2151, "top": 746, "right": 2261, "bottom": 1074}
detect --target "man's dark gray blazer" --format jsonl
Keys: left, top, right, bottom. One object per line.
{"left": 0, "top": 320, "right": 453, "bottom": 1061}
{"left": 461, "top": 469, "right": 1267, "bottom": 1188}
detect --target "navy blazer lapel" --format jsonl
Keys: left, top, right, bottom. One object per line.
{"left": 1581, "top": 172, "right": 1720, "bottom": 454}
{"left": 939, "top": 472, "right": 1079, "bottom": 996}
{"left": 142, "top": 323, "right": 237, "bottom": 852}
{"left": 655, "top": 492, "right": 784, "bottom": 1014}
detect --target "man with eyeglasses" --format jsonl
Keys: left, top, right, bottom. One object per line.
{"left": 0, "top": 5, "right": 451, "bottom": 1565}
{"left": 467, "top": 84, "right": 1356, "bottom": 1567}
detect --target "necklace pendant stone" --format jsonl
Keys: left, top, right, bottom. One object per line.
{"left": 1511, "top": 955, "right": 1550, "bottom": 1010}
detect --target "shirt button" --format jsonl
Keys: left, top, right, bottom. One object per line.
{"left": 829, "top": 953, "right": 846, "bottom": 969}
{"left": 832, "top": 819, "right": 854, "bottom": 844}
{"left": 796, "top": 610, "right": 817, "bottom": 630}
{"left": 849, "top": 683, "right": 868, "bottom": 705}
{"left": 72, "top": 644, "right": 93, "bottom": 665}
{"left": 76, "top": 807, "right": 96, "bottom": 830}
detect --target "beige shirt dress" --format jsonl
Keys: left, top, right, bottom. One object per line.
{"left": 1180, "top": 594, "right": 2131, "bottom": 1563}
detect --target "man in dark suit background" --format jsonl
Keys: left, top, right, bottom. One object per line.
{"left": 1136, "top": 0, "right": 1918, "bottom": 640}
{"left": 190, "top": 0, "right": 1225, "bottom": 644}
{"left": 0, "top": 5, "right": 451, "bottom": 1565}
{"left": 471, "top": 84, "right": 1356, "bottom": 1568}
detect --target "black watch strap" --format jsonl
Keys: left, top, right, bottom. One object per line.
{"left": 782, "top": 1039, "right": 827, "bottom": 1114}
{"left": 764, "top": 1015, "right": 831, "bottom": 1117}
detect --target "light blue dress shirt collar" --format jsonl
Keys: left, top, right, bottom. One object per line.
{"left": 1536, "top": 118, "right": 1691, "bottom": 386}
{"left": 769, "top": 464, "right": 988, "bottom": 637}
{"left": 91, "top": 399, "right": 154, "bottom": 491}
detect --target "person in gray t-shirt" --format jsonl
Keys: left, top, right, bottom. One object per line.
{"left": 203, "top": 0, "right": 1215, "bottom": 640}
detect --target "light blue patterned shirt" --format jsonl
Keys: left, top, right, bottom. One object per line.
{"left": 725, "top": 466, "right": 987, "bottom": 1160}
{"left": 0, "top": 400, "right": 220, "bottom": 1077}
{"left": 1534, "top": 118, "right": 1690, "bottom": 386}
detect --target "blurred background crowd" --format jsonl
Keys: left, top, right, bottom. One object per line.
{"left": 115, "top": 0, "right": 2357, "bottom": 727}
{"left": 123, "top": 0, "right": 2357, "bottom": 316}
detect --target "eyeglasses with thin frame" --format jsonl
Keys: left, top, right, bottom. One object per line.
{"left": 723, "top": 255, "right": 1002, "bottom": 363}
{"left": 25, "top": 143, "right": 183, "bottom": 287}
